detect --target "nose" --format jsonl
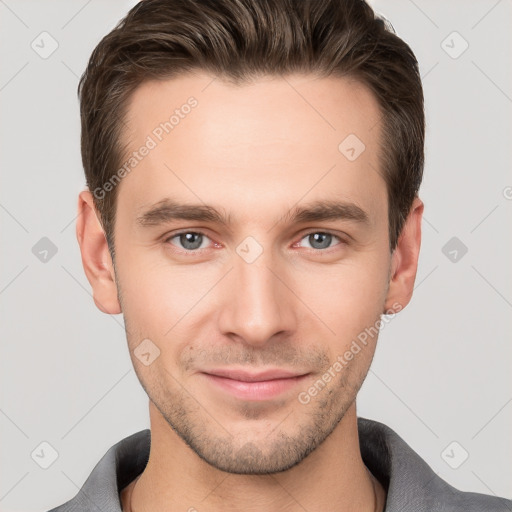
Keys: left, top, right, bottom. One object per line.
{"left": 217, "top": 249, "right": 298, "bottom": 348}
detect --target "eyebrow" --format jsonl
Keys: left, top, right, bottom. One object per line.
{"left": 135, "top": 198, "right": 370, "bottom": 228}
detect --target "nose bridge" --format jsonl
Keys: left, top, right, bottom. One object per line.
{"left": 218, "top": 243, "right": 296, "bottom": 346}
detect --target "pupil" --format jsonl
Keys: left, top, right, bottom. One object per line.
{"left": 310, "top": 233, "right": 331, "bottom": 249}
{"left": 181, "top": 233, "right": 202, "bottom": 250}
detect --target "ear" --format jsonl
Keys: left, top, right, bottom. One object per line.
{"left": 76, "top": 190, "right": 122, "bottom": 314}
{"left": 383, "top": 196, "right": 424, "bottom": 313}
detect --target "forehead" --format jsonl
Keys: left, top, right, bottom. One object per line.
{"left": 117, "top": 71, "right": 386, "bottom": 227}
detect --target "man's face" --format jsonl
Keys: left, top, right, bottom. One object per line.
{"left": 112, "top": 72, "right": 393, "bottom": 473}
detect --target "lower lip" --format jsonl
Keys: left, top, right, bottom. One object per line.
{"left": 201, "top": 373, "right": 310, "bottom": 401}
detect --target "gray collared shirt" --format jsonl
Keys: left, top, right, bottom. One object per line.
{"left": 48, "top": 417, "right": 511, "bottom": 511}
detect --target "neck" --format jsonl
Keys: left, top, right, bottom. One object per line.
{"left": 122, "top": 402, "right": 386, "bottom": 512}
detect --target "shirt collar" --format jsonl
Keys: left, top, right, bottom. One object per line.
{"left": 52, "top": 417, "right": 506, "bottom": 512}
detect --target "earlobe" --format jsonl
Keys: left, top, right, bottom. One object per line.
{"left": 383, "top": 196, "right": 424, "bottom": 314}
{"left": 76, "top": 190, "right": 122, "bottom": 315}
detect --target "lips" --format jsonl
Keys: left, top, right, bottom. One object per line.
{"left": 203, "top": 368, "right": 307, "bottom": 382}
{"left": 200, "top": 368, "right": 310, "bottom": 401}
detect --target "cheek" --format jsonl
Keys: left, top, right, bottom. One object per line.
{"left": 116, "top": 236, "right": 389, "bottom": 358}
{"left": 116, "top": 255, "right": 223, "bottom": 365}
{"left": 292, "top": 257, "right": 388, "bottom": 346}
{"left": 118, "top": 253, "right": 213, "bottom": 320}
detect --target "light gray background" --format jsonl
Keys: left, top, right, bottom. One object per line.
{"left": 0, "top": 0, "right": 511, "bottom": 510}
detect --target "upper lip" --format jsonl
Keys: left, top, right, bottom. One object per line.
{"left": 202, "top": 368, "right": 309, "bottom": 382}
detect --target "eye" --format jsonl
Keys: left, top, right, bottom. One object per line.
{"left": 165, "top": 231, "right": 212, "bottom": 251}
{"left": 163, "top": 230, "right": 346, "bottom": 254}
{"left": 296, "top": 231, "right": 344, "bottom": 250}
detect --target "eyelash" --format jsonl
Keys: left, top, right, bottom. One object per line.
{"left": 163, "top": 229, "right": 347, "bottom": 254}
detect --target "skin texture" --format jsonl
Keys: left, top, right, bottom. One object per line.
{"left": 77, "top": 72, "right": 423, "bottom": 512}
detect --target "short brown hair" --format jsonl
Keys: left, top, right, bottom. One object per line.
{"left": 78, "top": 0, "right": 424, "bottom": 260}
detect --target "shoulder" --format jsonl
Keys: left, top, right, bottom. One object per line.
{"left": 45, "top": 429, "right": 150, "bottom": 512}
{"left": 357, "top": 417, "right": 511, "bottom": 512}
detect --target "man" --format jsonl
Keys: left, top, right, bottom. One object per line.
{"left": 48, "top": 0, "right": 511, "bottom": 511}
